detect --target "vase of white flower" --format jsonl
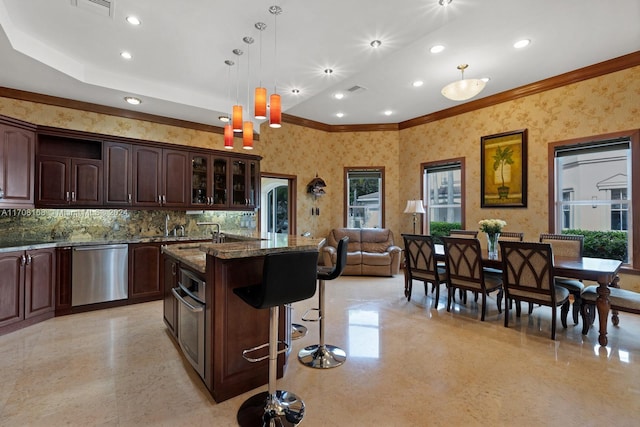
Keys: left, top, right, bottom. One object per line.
{"left": 478, "top": 219, "right": 507, "bottom": 260}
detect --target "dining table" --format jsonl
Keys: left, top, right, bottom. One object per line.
{"left": 433, "top": 244, "right": 622, "bottom": 346}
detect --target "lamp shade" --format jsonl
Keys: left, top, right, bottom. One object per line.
{"left": 403, "top": 200, "right": 426, "bottom": 214}
{"left": 232, "top": 105, "right": 243, "bottom": 132}
{"left": 254, "top": 87, "right": 267, "bottom": 119}
{"left": 242, "top": 121, "right": 253, "bottom": 150}
{"left": 269, "top": 93, "right": 281, "bottom": 128}
{"left": 441, "top": 64, "right": 486, "bottom": 101}
{"left": 223, "top": 123, "right": 234, "bottom": 149}
{"left": 441, "top": 79, "right": 486, "bottom": 101}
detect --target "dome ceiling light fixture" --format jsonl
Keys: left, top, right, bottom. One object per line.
{"left": 441, "top": 64, "right": 486, "bottom": 101}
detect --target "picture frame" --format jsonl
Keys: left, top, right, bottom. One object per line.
{"left": 481, "top": 129, "right": 528, "bottom": 208}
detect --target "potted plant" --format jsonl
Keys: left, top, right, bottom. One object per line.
{"left": 493, "top": 146, "right": 514, "bottom": 199}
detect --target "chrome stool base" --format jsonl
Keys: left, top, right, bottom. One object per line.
{"left": 298, "top": 344, "right": 346, "bottom": 369}
{"left": 291, "top": 323, "right": 307, "bottom": 340}
{"left": 237, "top": 390, "right": 305, "bottom": 427}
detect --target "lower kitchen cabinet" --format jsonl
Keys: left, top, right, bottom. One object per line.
{"left": 128, "top": 242, "right": 163, "bottom": 303}
{"left": 55, "top": 246, "right": 72, "bottom": 316}
{"left": 161, "top": 253, "right": 179, "bottom": 337}
{"left": 0, "top": 248, "right": 56, "bottom": 335}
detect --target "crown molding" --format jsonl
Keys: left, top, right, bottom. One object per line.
{"left": 1, "top": 51, "right": 638, "bottom": 135}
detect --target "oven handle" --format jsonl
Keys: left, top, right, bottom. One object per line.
{"left": 172, "top": 288, "right": 204, "bottom": 313}
{"left": 177, "top": 281, "right": 204, "bottom": 304}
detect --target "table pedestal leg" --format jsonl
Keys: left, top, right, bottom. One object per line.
{"left": 610, "top": 275, "right": 620, "bottom": 326}
{"left": 596, "top": 281, "right": 611, "bottom": 346}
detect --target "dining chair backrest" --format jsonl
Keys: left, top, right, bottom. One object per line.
{"left": 449, "top": 229, "right": 479, "bottom": 239}
{"left": 402, "top": 234, "right": 440, "bottom": 283}
{"left": 500, "top": 241, "right": 556, "bottom": 304}
{"left": 499, "top": 231, "right": 524, "bottom": 242}
{"left": 442, "top": 237, "right": 484, "bottom": 290}
{"left": 539, "top": 233, "right": 583, "bottom": 258}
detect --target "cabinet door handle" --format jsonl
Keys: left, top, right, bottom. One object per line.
{"left": 66, "top": 191, "right": 70, "bottom": 201}
{"left": 71, "top": 191, "right": 76, "bottom": 202}
{"left": 128, "top": 194, "right": 132, "bottom": 204}
{"left": 172, "top": 263, "right": 176, "bottom": 276}
{"left": 157, "top": 195, "right": 162, "bottom": 204}
{"left": 20, "top": 254, "right": 26, "bottom": 266}
{"left": 27, "top": 254, "right": 32, "bottom": 265}
{"left": 162, "top": 195, "right": 166, "bottom": 204}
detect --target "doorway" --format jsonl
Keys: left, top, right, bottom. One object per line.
{"left": 261, "top": 174, "right": 297, "bottom": 235}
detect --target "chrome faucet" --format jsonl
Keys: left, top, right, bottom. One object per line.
{"left": 164, "top": 214, "right": 170, "bottom": 237}
{"left": 197, "top": 222, "right": 222, "bottom": 243}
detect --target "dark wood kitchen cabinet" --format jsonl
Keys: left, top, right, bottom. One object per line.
{"left": 133, "top": 146, "right": 188, "bottom": 207}
{"left": 0, "top": 248, "right": 56, "bottom": 336}
{"left": 36, "top": 132, "right": 103, "bottom": 207}
{"left": 0, "top": 118, "right": 36, "bottom": 208}
{"left": 104, "top": 141, "right": 133, "bottom": 206}
{"left": 128, "top": 242, "right": 163, "bottom": 303}
{"left": 161, "top": 252, "right": 179, "bottom": 337}
{"left": 37, "top": 156, "right": 102, "bottom": 206}
{"left": 190, "top": 153, "right": 230, "bottom": 208}
{"left": 230, "top": 157, "right": 259, "bottom": 209}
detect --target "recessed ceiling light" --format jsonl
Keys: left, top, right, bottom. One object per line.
{"left": 219, "top": 115, "right": 230, "bottom": 123}
{"left": 126, "top": 16, "right": 141, "bottom": 26}
{"left": 324, "top": 68, "right": 334, "bottom": 75}
{"left": 412, "top": 80, "right": 424, "bottom": 87}
{"left": 120, "top": 51, "right": 132, "bottom": 60}
{"left": 370, "top": 40, "right": 382, "bottom": 48}
{"left": 291, "top": 88, "right": 300, "bottom": 94}
{"left": 439, "top": 0, "right": 452, "bottom": 6}
{"left": 430, "top": 45, "right": 445, "bottom": 54}
{"left": 336, "top": 112, "right": 344, "bottom": 118}
{"left": 514, "top": 39, "right": 531, "bottom": 49}
{"left": 124, "top": 96, "right": 141, "bottom": 105}
{"left": 334, "top": 92, "right": 344, "bottom": 100}
{"left": 384, "top": 110, "right": 393, "bottom": 116}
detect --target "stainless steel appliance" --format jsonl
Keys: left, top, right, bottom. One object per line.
{"left": 72, "top": 244, "right": 128, "bottom": 306}
{"left": 172, "top": 268, "right": 206, "bottom": 378}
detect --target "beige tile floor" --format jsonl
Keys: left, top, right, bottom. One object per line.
{"left": 1, "top": 274, "right": 640, "bottom": 426}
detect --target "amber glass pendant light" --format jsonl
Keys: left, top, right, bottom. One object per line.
{"left": 223, "top": 60, "right": 235, "bottom": 149}
{"left": 232, "top": 49, "right": 243, "bottom": 132}
{"left": 254, "top": 22, "right": 268, "bottom": 120}
{"left": 242, "top": 36, "right": 254, "bottom": 149}
{"left": 268, "top": 5, "right": 282, "bottom": 128}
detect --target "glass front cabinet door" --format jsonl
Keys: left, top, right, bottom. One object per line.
{"left": 231, "top": 158, "right": 259, "bottom": 208}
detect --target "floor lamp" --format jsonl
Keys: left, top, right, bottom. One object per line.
{"left": 404, "top": 200, "right": 426, "bottom": 234}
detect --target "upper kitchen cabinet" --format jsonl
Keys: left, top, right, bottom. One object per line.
{"left": 133, "top": 146, "right": 188, "bottom": 208}
{"left": 0, "top": 117, "right": 36, "bottom": 208}
{"left": 104, "top": 141, "right": 133, "bottom": 206}
{"left": 190, "top": 153, "right": 230, "bottom": 208}
{"left": 36, "top": 131, "right": 103, "bottom": 207}
{"left": 230, "top": 157, "right": 259, "bottom": 209}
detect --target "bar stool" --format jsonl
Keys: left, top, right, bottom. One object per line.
{"left": 298, "top": 236, "right": 349, "bottom": 369}
{"left": 234, "top": 250, "right": 319, "bottom": 427}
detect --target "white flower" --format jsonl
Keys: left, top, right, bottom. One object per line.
{"left": 478, "top": 219, "right": 507, "bottom": 234}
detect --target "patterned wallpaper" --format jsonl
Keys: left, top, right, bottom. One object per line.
{"left": 1, "top": 65, "right": 639, "bottom": 287}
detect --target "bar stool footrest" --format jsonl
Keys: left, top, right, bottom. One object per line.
{"left": 242, "top": 340, "right": 289, "bottom": 363}
{"left": 301, "top": 307, "right": 320, "bottom": 322}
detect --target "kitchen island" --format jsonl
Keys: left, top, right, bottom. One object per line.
{"left": 161, "top": 233, "right": 324, "bottom": 402}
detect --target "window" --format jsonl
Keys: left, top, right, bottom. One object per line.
{"left": 551, "top": 130, "right": 639, "bottom": 268}
{"left": 345, "top": 168, "right": 384, "bottom": 228}
{"left": 423, "top": 159, "right": 465, "bottom": 234}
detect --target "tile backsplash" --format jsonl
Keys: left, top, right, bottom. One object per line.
{"left": 0, "top": 208, "right": 256, "bottom": 245}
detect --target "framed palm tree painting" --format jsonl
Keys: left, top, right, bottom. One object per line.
{"left": 481, "top": 129, "right": 527, "bottom": 208}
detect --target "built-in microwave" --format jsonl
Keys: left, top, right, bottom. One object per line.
{"left": 171, "top": 268, "right": 206, "bottom": 379}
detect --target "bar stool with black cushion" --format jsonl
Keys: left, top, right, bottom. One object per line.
{"left": 298, "top": 236, "right": 349, "bottom": 369}
{"left": 500, "top": 241, "right": 570, "bottom": 340}
{"left": 539, "top": 233, "right": 585, "bottom": 324}
{"left": 401, "top": 233, "right": 447, "bottom": 306}
{"left": 234, "top": 250, "right": 319, "bottom": 427}
{"left": 442, "top": 236, "right": 503, "bottom": 321}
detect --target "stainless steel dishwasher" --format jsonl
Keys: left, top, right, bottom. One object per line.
{"left": 72, "top": 244, "right": 129, "bottom": 306}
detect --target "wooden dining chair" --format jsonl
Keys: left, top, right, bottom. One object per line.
{"left": 500, "top": 241, "right": 570, "bottom": 340}
{"left": 402, "top": 234, "right": 447, "bottom": 306}
{"left": 498, "top": 231, "right": 524, "bottom": 242}
{"left": 539, "top": 233, "right": 584, "bottom": 324}
{"left": 442, "top": 237, "right": 503, "bottom": 321}
{"left": 449, "top": 230, "right": 479, "bottom": 238}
